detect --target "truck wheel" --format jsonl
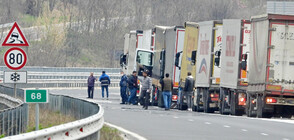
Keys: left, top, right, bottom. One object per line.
{"left": 195, "top": 89, "right": 203, "bottom": 112}
{"left": 220, "top": 88, "right": 229, "bottom": 115}
{"left": 158, "top": 91, "right": 164, "bottom": 108}
{"left": 257, "top": 95, "right": 272, "bottom": 118}
{"left": 246, "top": 95, "right": 256, "bottom": 117}
{"left": 230, "top": 92, "right": 243, "bottom": 116}
{"left": 203, "top": 89, "right": 213, "bottom": 113}
{"left": 192, "top": 103, "right": 197, "bottom": 111}
{"left": 257, "top": 95, "right": 264, "bottom": 118}
{"left": 178, "top": 93, "right": 188, "bottom": 110}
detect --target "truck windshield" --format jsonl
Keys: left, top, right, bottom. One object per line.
{"left": 136, "top": 50, "right": 153, "bottom": 67}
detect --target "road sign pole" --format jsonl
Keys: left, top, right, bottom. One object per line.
{"left": 35, "top": 103, "right": 39, "bottom": 131}
{"left": 35, "top": 87, "right": 39, "bottom": 131}
{"left": 14, "top": 83, "right": 16, "bottom": 98}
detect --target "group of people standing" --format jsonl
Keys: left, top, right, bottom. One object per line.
{"left": 88, "top": 70, "right": 194, "bottom": 111}
{"left": 120, "top": 70, "right": 195, "bottom": 111}
{"left": 120, "top": 70, "right": 152, "bottom": 110}
{"left": 87, "top": 71, "right": 111, "bottom": 99}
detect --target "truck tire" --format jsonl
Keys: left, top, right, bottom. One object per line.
{"left": 231, "top": 92, "right": 243, "bottom": 116}
{"left": 257, "top": 95, "right": 272, "bottom": 118}
{"left": 203, "top": 89, "right": 213, "bottom": 113}
{"left": 158, "top": 91, "right": 164, "bottom": 108}
{"left": 246, "top": 95, "right": 256, "bottom": 117}
{"left": 178, "top": 92, "right": 188, "bottom": 110}
{"left": 195, "top": 89, "right": 204, "bottom": 112}
{"left": 220, "top": 88, "right": 229, "bottom": 115}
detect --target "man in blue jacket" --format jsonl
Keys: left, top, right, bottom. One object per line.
{"left": 99, "top": 71, "right": 111, "bottom": 99}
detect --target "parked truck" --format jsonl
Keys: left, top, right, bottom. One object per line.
{"left": 120, "top": 30, "right": 153, "bottom": 104}
{"left": 176, "top": 22, "right": 199, "bottom": 110}
{"left": 194, "top": 21, "right": 223, "bottom": 113}
{"left": 152, "top": 26, "right": 185, "bottom": 108}
{"left": 246, "top": 14, "right": 294, "bottom": 118}
{"left": 219, "top": 19, "right": 251, "bottom": 115}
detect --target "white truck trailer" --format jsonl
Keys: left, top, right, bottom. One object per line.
{"left": 152, "top": 26, "right": 185, "bottom": 108}
{"left": 219, "top": 19, "right": 251, "bottom": 115}
{"left": 246, "top": 14, "right": 294, "bottom": 118}
{"left": 194, "top": 21, "right": 223, "bottom": 113}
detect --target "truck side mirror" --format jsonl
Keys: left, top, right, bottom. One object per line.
{"left": 215, "top": 58, "right": 220, "bottom": 66}
{"left": 214, "top": 50, "right": 221, "bottom": 67}
{"left": 215, "top": 50, "right": 221, "bottom": 57}
{"left": 241, "top": 61, "right": 247, "bottom": 70}
{"left": 191, "top": 50, "right": 197, "bottom": 65}
{"left": 120, "top": 54, "right": 126, "bottom": 66}
{"left": 160, "top": 49, "right": 165, "bottom": 64}
{"left": 137, "top": 55, "right": 141, "bottom": 63}
{"left": 175, "top": 51, "right": 182, "bottom": 68}
{"left": 242, "top": 54, "right": 248, "bottom": 61}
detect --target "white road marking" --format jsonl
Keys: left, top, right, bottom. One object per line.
{"left": 205, "top": 122, "right": 211, "bottom": 125}
{"left": 173, "top": 116, "right": 179, "bottom": 119}
{"left": 241, "top": 129, "right": 248, "bottom": 132}
{"left": 201, "top": 112, "right": 294, "bottom": 125}
{"left": 283, "top": 138, "right": 289, "bottom": 140}
{"left": 223, "top": 125, "right": 231, "bottom": 128}
{"left": 260, "top": 133, "right": 268, "bottom": 136}
{"left": 188, "top": 119, "right": 194, "bottom": 122}
{"left": 105, "top": 122, "right": 147, "bottom": 140}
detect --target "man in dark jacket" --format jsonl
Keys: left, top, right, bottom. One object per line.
{"left": 128, "top": 71, "right": 138, "bottom": 105}
{"left": 87, "top": 72, "right": 97, "bottom": 99}
{"left": 120, "top": 71, "right": 128, "bottom": 104}
{"left": 99, "top": 71, "right": 111, "bottom": 99}
{"left": 184, "top": 72, "right": 194, "bottom": 108}
{"left": 160, "top": 73, "right": 173, "bottom": 110}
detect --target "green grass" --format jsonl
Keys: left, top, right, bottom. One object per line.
{"left": 100, "top": 125, "right": 123, "bottom": 140}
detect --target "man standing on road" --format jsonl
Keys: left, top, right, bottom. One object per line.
{"left": 99, "top": 71, "right": 111, "bottom": 100}
{"left": 87, "top": 72, "right": 97, "bottom": 99}
{"left": 160, "top": 73, "right": 173, "bottom": 110}
{"left": 184, "top": 72, "right": 194, "bottom": 109}
{"left": 120, "top": 71, "right": 128, "bottom": 104}
{"left": 140, "top": 70, "right": 152, "bottom": 110}
{"left": 128, "top": 71, "right": 138, "bottom": 105}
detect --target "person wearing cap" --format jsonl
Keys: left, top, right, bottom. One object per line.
{"left": 99, "top": 71, "right": 111, "bottom": 99}
{"left": 160, "top": 73, "right": 173, "bottom": 110}
{"left": 139, "top": 70, "right": 152, "bottom": 110}
{"left": 119, "top": 71, "right": 128, "bottom": 104}
{"left": 128, "top": 71, "right": 138, "bottom": 105}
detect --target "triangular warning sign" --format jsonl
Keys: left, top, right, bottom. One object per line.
{"left": 2, "top": 22, "right": 29, "bottom": 46}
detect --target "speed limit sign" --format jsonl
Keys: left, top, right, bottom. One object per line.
{"left": 4, "top": 47, "right": 27, "bottom": 70}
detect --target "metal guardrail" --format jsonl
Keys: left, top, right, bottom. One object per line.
{"left": 0, "top": 67, "right": 121, "bottom": 88}
{"left": 3, "top": 91, "right": 104, "bottom": 140}
{"left": 0, "top": 66, "right": 120, "bottom": 73}
{"left": 0, "top": 86, "right": 28, "bottom": 137}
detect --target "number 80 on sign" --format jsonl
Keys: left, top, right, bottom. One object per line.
{"left": 25, "top": 89, "right": 48, "bottom": 103}
{"left": 4, "top": 47, "right": 27, "bottom": 70}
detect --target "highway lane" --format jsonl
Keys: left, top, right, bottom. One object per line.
{"left": 50, "top": 88, "right": 294, "bottom": 140}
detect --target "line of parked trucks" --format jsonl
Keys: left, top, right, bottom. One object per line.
{"left": 120, "top": 13, "right": 294, "bottom": 118}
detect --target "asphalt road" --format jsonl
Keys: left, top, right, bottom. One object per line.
{"left": 50, "top": 88, "right": 294, "bottom": 140}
